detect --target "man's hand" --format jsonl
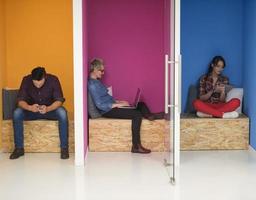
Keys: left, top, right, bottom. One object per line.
{"left": 38, "top": 105, "right": 48, "bottom": 114}
{"left": 29, "top": 104, "right": 39, "bottom": 113}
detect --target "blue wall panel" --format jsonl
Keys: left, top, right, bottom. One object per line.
{"left": 243, "top": 0, "right": 256, "bottom": 149}
{"left": 181, "top": 0, "right": 243, "bottom": 112}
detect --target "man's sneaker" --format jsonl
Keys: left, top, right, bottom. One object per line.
{"left": 223, "top": 111, "right": 239, "bottom": 119}
{"left": 196, "top": 111, "right": 213, "bottom": 118}
{"left": 9, "top": 148, "right": 24, "bottom": 160}
{"left": 61, "top": 148, "right": 69, "bottom": 159}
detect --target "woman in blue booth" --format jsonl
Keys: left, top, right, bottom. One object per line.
{"left": 88, "top": 58, "right": 164, "bottom": 154}
{"left": 193, "top": 56, "right": 240, "bottom": 118}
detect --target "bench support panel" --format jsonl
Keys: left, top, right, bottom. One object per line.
{"left": 2, "top": 120, "right": 74, "bottom": 153}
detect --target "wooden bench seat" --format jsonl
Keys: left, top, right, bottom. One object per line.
{"left": 181, "top": 114, "right": 249, "bottom": 150}
{"left": 1, "top": 114, "right": 249, "bottom": 152}
{"left": 89, "top": 114, "right": 249, "bottom": 151}
{"left": 1, "top": 120, "right": 74, "bottom": 152}
{"left": 89, "top": 119, "right": 166, "bottom": 152}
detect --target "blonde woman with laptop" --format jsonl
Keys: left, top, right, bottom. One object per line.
{"left": 88, "top": 58, "right": 164, "bottom": 154}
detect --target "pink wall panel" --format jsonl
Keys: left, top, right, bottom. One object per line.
{"left": 87, "top": 0, "right": 165, "bottom": 112}
{"left": 164, "top": 0, "right": 171, "bottom": 57}
{"left": 164, "top": 0, "right": 172, "bottom": 104}
{"left": 83, "top": 0, "right": 88, "bottom": 155}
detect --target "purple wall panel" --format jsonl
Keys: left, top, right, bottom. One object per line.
{"left": 87, "top": 0, "right": 165, "bottom": 112}
{"left": 83, "top": 0, "right": 88, "bottom": 156}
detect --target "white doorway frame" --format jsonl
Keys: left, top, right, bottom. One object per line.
{"left": 174, "top": 0, "right": 181, "bottom": 168}
{"left": 73, "top": 0, "right": 85, "bottom": 166}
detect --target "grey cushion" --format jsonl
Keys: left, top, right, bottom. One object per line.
{"left": 185, "top": 85, "right": 198, "bottom": 114}
{"left": 88, "top": 91, "right": 102, "bottom": 119}
{"left": 2, "top": 89, "right": 19, "bottom": 120}
{"left": 226, "top": 88, "right": 243, "bottom": 114}
{"left": 225, "top": 84, "right": 233, "bottom": 94}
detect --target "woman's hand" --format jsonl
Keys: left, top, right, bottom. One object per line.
{"left": 214, "top": 84, "right": 226, "bottom": 102}
{"left": 199, "top": 90, "right": 214, "bottom": 101}
{"left": 112, "top": 101, "right": 130, "bottom": 108}
{"left": 120, "top": 101, "right": 130, "bottom": 106}
{"left": 215, "top": 84, "right": 225, "bottom": 94}
{"left": 115, "top": 100, "right": 130, "bottom": 106}
{"left": 119, "top": 100, "right": 129, "bottom": 105}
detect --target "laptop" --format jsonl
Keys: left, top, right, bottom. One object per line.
{"left": 120, "top": 88, "right": 141, "bottom": 109}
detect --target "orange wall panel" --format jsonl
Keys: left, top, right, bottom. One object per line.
{"left": 5, "top": 0, "right": 74, "bottom": 113}
{"left": 0, "top": 0, "right": 6, "bottom": 148}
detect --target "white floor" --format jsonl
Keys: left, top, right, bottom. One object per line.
{"left": 0, "top": 149, "right": 256, "bottom": 200}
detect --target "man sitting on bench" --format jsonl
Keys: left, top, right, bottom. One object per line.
{"left": 9, "top": 67, "right": 69, "bottom": 159}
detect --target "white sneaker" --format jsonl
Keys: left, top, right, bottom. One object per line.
{"left": 196, "top": 111, "right": 213, "bottom": 118}
{"left": 222, "top": 111, "right": 239, "bottom": 119}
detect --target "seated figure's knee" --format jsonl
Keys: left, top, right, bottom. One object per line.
{"left": 133, "top": 110, "right": 143, "bottom": 119}
{"left": 193, "top": 99, "right": 201, "bottom": 109}
{"left": 55, "top": 107, "right": 68, "bottom": 120}
{"left": 13, "top": 108, "right": 25, "bottom": 120}
{"left": 138, "top": 102, "right": 146, "bottom": 107}
{"left": 232, "top": 98, "right": 241, "bottom": 107}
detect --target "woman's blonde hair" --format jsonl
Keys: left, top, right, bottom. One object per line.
{"left": 90, "top": 58, "right": 104, "bottom": 72}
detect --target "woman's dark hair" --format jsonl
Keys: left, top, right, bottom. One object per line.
{"left": 31, "top": 67, "right": 46, "bottom": 80}
{"left": 207, "top": 56, "right": 226, "bottom": 76}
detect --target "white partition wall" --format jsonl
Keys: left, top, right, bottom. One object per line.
{"left": 174, "top": 0, "right": 181, "bottom": 169}
{"left": 73, "top": 0, "right": 85, "bottom": 166}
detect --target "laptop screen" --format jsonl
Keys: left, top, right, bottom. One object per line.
{"left": 132, "top": 88, "right": 141, "bottom": 107}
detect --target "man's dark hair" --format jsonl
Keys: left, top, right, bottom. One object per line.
{"left": 31, "top": 67, "right": 46, "bottom": 80}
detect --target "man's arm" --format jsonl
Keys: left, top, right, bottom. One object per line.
{"left": 18, "top": 101, "right": 39, "bottom": 112}
{"left": 46, "top": 101, "right": 63, "bottom": 112}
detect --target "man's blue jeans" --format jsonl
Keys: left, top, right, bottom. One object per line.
{"left": 13, "top": 107, "right": 69, "bottom": 148}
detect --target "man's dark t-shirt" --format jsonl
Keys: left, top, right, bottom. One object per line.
{"left": 17, "top": 74, "right": 65, "bottom": 106}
